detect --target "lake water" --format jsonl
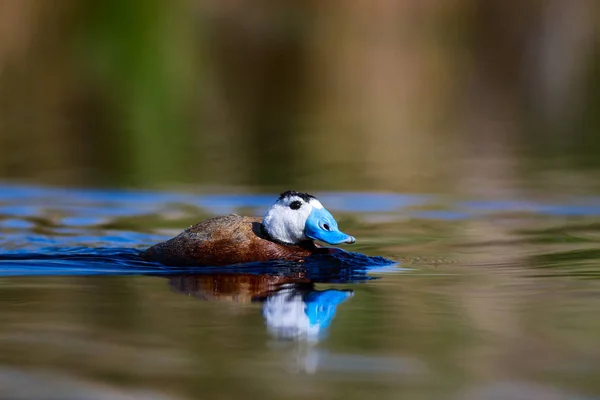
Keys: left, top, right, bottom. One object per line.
{"left": 1, "top": 183, "right": 600, "bottom": 399}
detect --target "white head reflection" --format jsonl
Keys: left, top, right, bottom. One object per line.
{"left": 262, "top": 285, "right": 353, "bottom": 341}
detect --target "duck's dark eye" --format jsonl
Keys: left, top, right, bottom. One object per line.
{"left": 289, "top": 201, "right": 302, "bottom": 210}
{"left": 323, "top": 223, "right": 330, "bottom": 231}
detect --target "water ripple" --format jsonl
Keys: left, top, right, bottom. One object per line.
{"left": 0, "top": 247, "right": 398, "bottom": 279}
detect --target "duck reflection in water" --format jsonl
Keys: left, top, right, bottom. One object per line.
{"left": 168, "top": 273, "right": 353, "bottom": 341}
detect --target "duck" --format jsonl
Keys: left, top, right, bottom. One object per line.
{"left": 142, "top": 190, "right": 355, "bottom": 266}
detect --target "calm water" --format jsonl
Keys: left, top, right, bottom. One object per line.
{"left": 1, "top": 183, "right": 600, "bottom": 399}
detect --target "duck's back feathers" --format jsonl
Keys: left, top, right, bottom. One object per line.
{"left": 142, "top": 214, "right": 317, "bottom": 266}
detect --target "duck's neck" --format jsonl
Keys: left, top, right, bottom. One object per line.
{"left": 260, "top": 223, "right": 315, "bottom": 249}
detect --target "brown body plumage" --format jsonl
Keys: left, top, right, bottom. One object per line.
{"left": 142, "top": 214, "right": 323, "bottom": 266}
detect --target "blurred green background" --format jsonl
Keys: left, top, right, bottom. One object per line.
{"left": 0, "top": 0, "right": 598, "bottom": 194}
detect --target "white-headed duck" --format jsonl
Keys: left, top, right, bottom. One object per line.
{"left": 143, "top": 190, "right": 355, "bottom": 266}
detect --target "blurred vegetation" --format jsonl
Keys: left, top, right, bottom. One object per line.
{"left": 0, "top": 1, "right": 599, "bottom": 194}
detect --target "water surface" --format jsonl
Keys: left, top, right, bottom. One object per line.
{"left": 1, "top": 183, "right": 600, "bottom": 399}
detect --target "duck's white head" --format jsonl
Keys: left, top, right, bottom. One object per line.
{"left": 262, "top": 190, "right": 355, "bottom": 246}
